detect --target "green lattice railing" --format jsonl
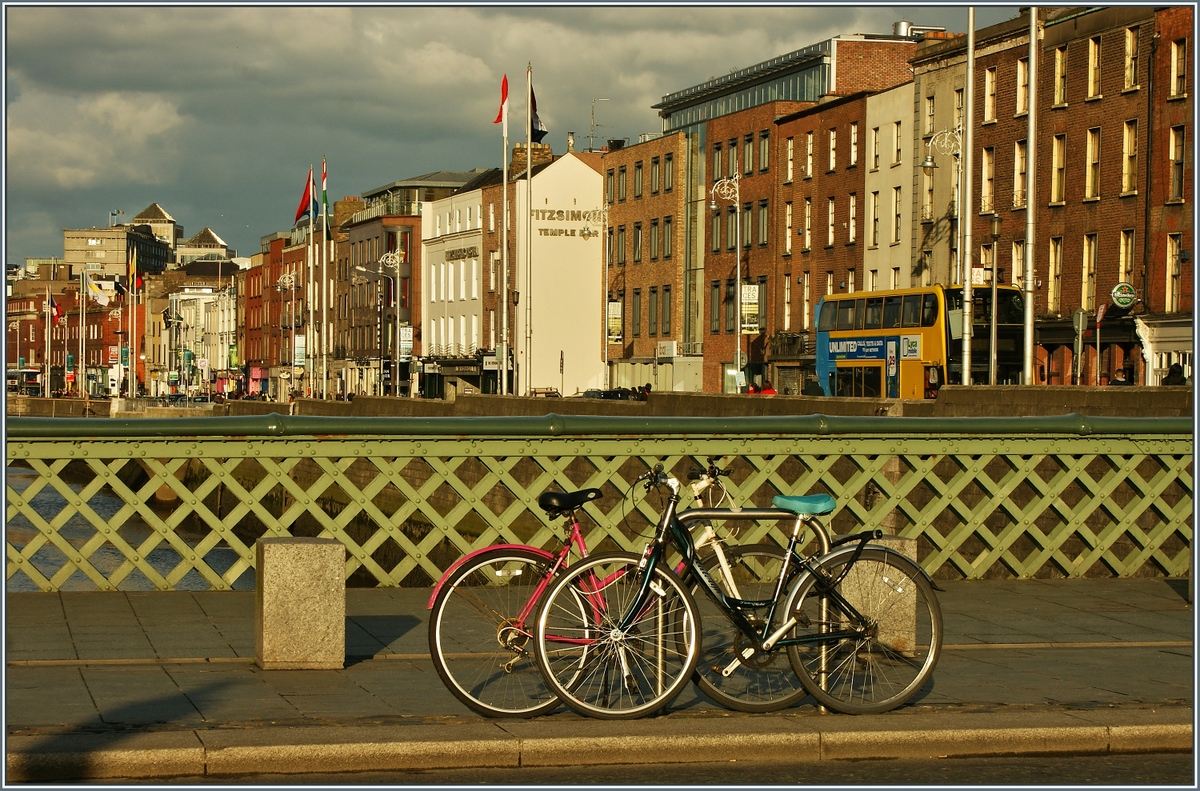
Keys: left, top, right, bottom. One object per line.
{"left": 6, "top": 414, "right": 1193, "bottom": 591}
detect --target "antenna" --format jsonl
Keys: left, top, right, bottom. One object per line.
{"left": 588, "top": 98, "right": 610, "bottom": 152}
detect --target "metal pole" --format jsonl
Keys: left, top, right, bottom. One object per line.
{"left": 961, "top": 7, "right": 977, "bottom": 384}
{"left": 1024, "top": 8, "right": 1039, "bottom": 384}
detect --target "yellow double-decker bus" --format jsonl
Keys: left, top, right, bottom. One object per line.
{"left": 814, "top": 284, "right": 1026, "bottom": 399}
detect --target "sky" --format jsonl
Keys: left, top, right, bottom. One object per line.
{"left": 4, "top": 3, "right": 1021, "bottom": 268}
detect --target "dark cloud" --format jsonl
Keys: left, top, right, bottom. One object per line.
{"left": 5, "top": 5, "right": 1019, "bottom": 264}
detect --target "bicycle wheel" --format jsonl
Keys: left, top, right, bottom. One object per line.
{"left": 428, "top": 547, "right": 562, "bottom": 718}
{"left": 691, "top": 544, "right": 810, "bottom": 713}
{"left": 535, "top": 551, "right": 700, "bottom": 720}
{"left": 784, "top": 546, "right": 942, "bottom": 715}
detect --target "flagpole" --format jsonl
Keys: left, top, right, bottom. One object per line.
{"left": 80, "top": 267, "right": 87, "bottom": 400}
{"left": 130, "top": 248, "right": 138, "bottom": 398}
{"left": 44, "top": 285, "right": 51, "bottom": 397}
{"left": 524, "top": 63, "right": 533, "bottom": 396}
{"left": 321, "top": 156, "right": 328, "bottom": 400}
{"left": 307, "top": 164, "right": 315, "bottom": 398}
{"left": 499, "top": 75, "right": 510, "bottom": 396}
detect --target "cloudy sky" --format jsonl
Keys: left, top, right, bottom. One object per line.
{"left": 5, "top": 4, "right": 1019, "bottom": 267}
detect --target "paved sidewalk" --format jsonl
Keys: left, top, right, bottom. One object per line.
{"left": 5, "top": 578, "right": 1194, "bottom": 781}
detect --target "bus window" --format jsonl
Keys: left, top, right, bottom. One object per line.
{"left": 863, "top": 298, "right": 883, "bottom": 329}
{"left": 836, "top": 299, "right": 856, "bottom": 330}
{"left": 901, "top": 294, "right": 922, "bottom": 327}
{"left": 835, "top": 365, "right": 882, "bottom": 398}
{"left": 853, "top": 298, "right": 866, "bottom": 330}
{"left": 817, "top": 300, "right": 836, "bottom": 331}
{"left": 882, "top": 296, "right": 901, "bottom": 328}
{"left": 921, "top": 294, "right": 939, "bottom": 326}
{"left": 997, "top": 291, "right": 1024, "bottom": 324}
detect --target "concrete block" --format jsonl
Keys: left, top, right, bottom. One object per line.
{"left": 255, "top": 538, "right": 345, "bottom": 670}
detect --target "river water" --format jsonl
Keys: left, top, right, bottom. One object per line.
{"left": 6, "top": 466, "right": 254, "bottom": 592}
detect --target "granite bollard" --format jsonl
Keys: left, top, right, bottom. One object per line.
{"left": 255, "top": 537, "right": 346, "bottom": 670}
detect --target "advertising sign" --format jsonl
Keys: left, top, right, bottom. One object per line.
{"left": 1111, "top": 282, "right": 1136, "bottom": 309}
{"left": 740, "top": 284, "right": 760, "bottom": 334}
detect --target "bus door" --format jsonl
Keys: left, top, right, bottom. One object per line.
{"left": 885, "top": 338, "right": 900, "bottom": 398}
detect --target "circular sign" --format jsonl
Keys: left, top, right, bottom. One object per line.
{"left": 1111, "top": 282, "right": 1137, "bottom": 308}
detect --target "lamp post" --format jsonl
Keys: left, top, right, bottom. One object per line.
{"left": 353, "top": 265, "right": 391, "bottom": 396}
{"left": 918, "top": 125, "right": 964, "bottom": 284}
{"left": 709, "top": 172, "right": 743, "bottom": 391}
{"left": 989, "top": 213, "right": 1002, "bottom": 385}
{"left": 276, "top": 272, "right": 296, "bottom": 398}
{"left": 378, "top": 251, "right": 404, "bottom": 397}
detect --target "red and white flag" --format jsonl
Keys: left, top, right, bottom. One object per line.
{"left": 494, "top": 74, "right": 508, "bottom": 127}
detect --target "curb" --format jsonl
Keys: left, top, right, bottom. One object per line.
{"left": 7, "top": 709, "right": 1193, "bottom": 781}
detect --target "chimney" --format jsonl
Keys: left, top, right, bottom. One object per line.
{"left": 511, "top": 142, "right": 554, "bottom": 176}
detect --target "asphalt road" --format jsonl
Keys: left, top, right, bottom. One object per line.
{"left": 100, "top": 752, "right": 1193, "bottom": 785}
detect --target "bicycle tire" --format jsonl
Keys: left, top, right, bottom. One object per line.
{"left": 535, "top": 551, "right": 700, "bottom": 720}
{"left": 690, "top": 544, "right": 810, "bottom": 713}
{"left": 428, "top": 546, "right": 562, "bottom": 718}
{"left": 783, "top": 546, "right": 942, "bottom": 715}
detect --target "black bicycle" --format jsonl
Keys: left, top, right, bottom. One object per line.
{"left": 532, "top": 463, "right": 943, "bottom": 719}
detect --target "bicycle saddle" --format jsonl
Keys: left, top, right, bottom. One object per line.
{"left": 538, "top": 488, "right": 604, "bottom": 514}
{"left": 772, "top": 494, "right": 837, "bottom": 516}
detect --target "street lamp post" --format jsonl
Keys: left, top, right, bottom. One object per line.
{"left": 709, "top": 172, "right": 742, "bottom": 391}
{"left": 989, "top": 212, "right": 1002, "bottom": 385}
{"left": 277, "top": 272, "right": 296, "bottom": 399}
{"left": 378, "top": 251, "right": 404, "bottom": 397}
{"left": 919, "top": 124, "right": 971, "bottom": 384}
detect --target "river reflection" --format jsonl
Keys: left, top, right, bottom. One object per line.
{"left": 7, "top": 466, "right": 254, "bottom": 591}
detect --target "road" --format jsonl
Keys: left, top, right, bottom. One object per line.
{"left": 102, "top": 752, "right": 1193, "bottom": 785}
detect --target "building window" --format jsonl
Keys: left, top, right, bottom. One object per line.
{"left": 663, "top": 215, "right": 673, "bottom": 258}
{"left": 846, "top": 269, "right": 855, "bottom": 294}
{"left": 1086, "top": 127, "right": 1101, "bottom": 199}
{"left": 649, "top": 219, "right": 659, "bottom": 261}
{"left": 870, "top": 126, "right": 880, "bottom": 169}
{"left": 920, "top": 250, "right": 934, "bottom": 287}
{"left": 633, "top": 222, "right": 642, "bottom": 263}
{"left": 1088, "top": 36, "right": 1102, "bottom": 98}
{"left": 1048, "top": 236, "right": 1063, "bottom": 314}
{"left": 713, "top": 144, "right": 722, "bottom": 182}
{"left": 759, "top": 130, "right": 770, "bottom": 172}
{"left": 634, "top": 161, "right": 643, "bottom": 198}
{"left": 651, "top": 157, "right": 660, "bottom": 194}
{"left": 848, "top": 193, "right": 857, "bottom": 243}
{"left": 803, "top": 197, "right": 812, "bottom": 250}
{"left": 616, "top": 225, "right": 626, "bottom": 265}
{"left": 711, "top": 212, "right": 721, "bottom": 253}
{"left": 1171, "top": 38, "right": 1188, "bottom": 97}
{"left": 784, "top": 201, "right": 793, "bottom": 255}
{"left": 826, "top": 271, "right": 835, "bottom": 295}
{"left": 954, "top": 88, "right": 965, "bottom": 128}
{"left": 924, "top": 95, "right": 935, "bottom": 135}
{"left": 1167, "top": 233, "right": 1183, "bottom": 311}
{"left": 890, "top": 267, "right": 900, "bottom": 290}
{"left": 1124, "top": 27, "right": 1140, "bottom": 90}
{"left": 710, "top": 281, "right": 721, "bottom": 333}
{"left": 981, "top": 146, "right": 995, "bottom": 212}
{"left": 648, "top": 286, "right": 658, "bottom": 336}
{"left": 849, "top": 122, "right": 858, "bottom": 166}
{"left": 743, "top": 135, "right": 753, "bottom": 175}
{"left": 802, "top": 272, "right": 811, "bottom": 329}
{"left": 757, "top": 200, "right": 768, "bottom": 246}
{"left": 984, "top": 66, "right": 997, "bottom": 121}
{"left": 632, "top": 289, "right": 641, "bottom": 337}
{"left": 1016, "top": 57, "right": 1029, "bottom": 114}
{"left": 828, "top": 128, "right": 837, "bottom": 171}
{"left": 1013, "top": 139, "right": 1027, "bottom": 208}
{"left": 1011, "top": 240, "right": 1025, "bottom": 286}
{"left": 1119, "top": 229, "right": 1135, "bottom": 283}
{"left": 728, "top": 138, "right": 738, "bottom": 177}
{"left": 1051, "top": 134, "right": 1066, "bottom": 203}
{"left": 786, "top": 136, "right": 794, "bottom": 182}
{"left": 891, "top": 186, "right": 902, "bottom": 243}
{"left": 742, "top": 203, "right": 752, "bottom": 248}
{"left": 1170, "top": 126, "right": 1186, "bottom": 200}
{"left": 618, "top": 165, "right": 627, "bottom": 201}
{"left": 805, "top": 131, "right": 813, "bottom": 177}
{"left": 1122, "top": 120, "right": 1138, "bottom": 194}
{"left": 869, "top": 191, "right": 880, "bottom": 247}
{"left": 661, "top": 285, "right": 672, "bottom": 335}
{"left": 727, "top": 208, "right": 737, "bottom": 251}
{"left": 664, "top": 153, "right": 674, "bottom": 191}
{"left": 921, "top": 170, "right": 934, "bottom": 221}
{"left": 827, "top": 197, "right": 836, "bottom": 247}
{"left": 783, "top": 272, "right": 791, "bottom": 331}
{"left": 1082, "top": 233, "right": 1097, "bottom": 310}
{"left": 893, "top": 120, "right": 902, "bottom": 163}
{"left": 1054, "top": 46, "right": 1068, "bottom": 105}
{"left": 725, "top": 279, "right": 736, "bottom": 332}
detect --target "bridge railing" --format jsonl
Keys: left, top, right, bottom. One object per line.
{"left": 6, "top": 414, "right": 1193, "bottom": 591}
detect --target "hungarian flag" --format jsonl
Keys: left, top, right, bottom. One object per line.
{"left": 530, "top": 81, "right": 548, "bottom": 144}
{"left": 494, "top": 74, "right": 508, "bottom": 126}
{"left": 294, "top": 166, "right": 316, "bottom": 224}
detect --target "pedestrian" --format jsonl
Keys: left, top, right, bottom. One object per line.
{"left": 759, "top": 380, "right": 777, "bottom": 395}
{"left": 1108, "top": 369, "right": 1132, "bottom": 386}
{"left": 747, "top": 382, "right": 759, "bottom": 394}
{"left": 1162, "top": 363, "right": 1187, "bottom": 386}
